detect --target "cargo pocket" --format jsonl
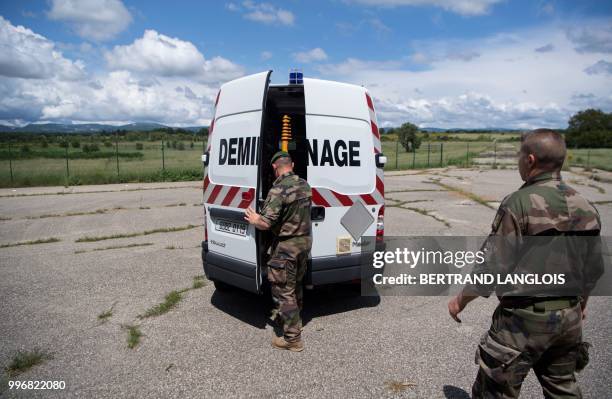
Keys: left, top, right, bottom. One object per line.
{"left": 267, "top": 258, "right": 288, "bottom": 285}
{"left": 476, "top": 332, "right": 526, "bottom": 386}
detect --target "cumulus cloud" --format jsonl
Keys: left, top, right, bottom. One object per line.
{"left": 584, "top": 60, "right": 612, "bottom": 76}
{"left": 0, "top": 20, "right": 237, "bottom": 126}
{"left": 47, "top": 0, "right": 132, "bottom": 41}
{"left": 316, "top": 25, "right": 612, "bottom": 128}
{"left": 228, "top": 1, "right": 295, "bottom": 26}
{"left": 105, "top": 30, "right": 244, "bottom": 83}
{"left": 0, "top": 16, "right": 85, "bottom": 80}
{"left": 567, "top": 23, "right": 612, "bottom": 54}
{"left": 345, "top": 0, "right": 502, "bottom": 16}
{"left": 293, "top": 48, "right": 328, "bottom": 63}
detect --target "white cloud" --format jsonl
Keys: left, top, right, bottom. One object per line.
{"left": 535, "top": 43, "right": 554, "bottom": 53}
{"left": 260, "top": 51, "right": 273, "bottom": 60}
{"left": 293, "top": 48, "right": 328, "bottom": 63}
{"left": 0, "top": 21, "right": 239, "bottom": 126}
{"left": 105, "top": 30, "right": 244, "bottom": 83}
{"left": 47, "top": 0, "right": 132, "bottom": 41}
{"left": 0, "top": 16, "right": 85, "bottom": 80}
{"left": 316, "top": 24, "right": 612, "bottom": 128}
{"left": 228, "top": 1, "right": 295, "bottom": 26}
{"left": 346, "top": 0, "right": 502, "bottom": 16}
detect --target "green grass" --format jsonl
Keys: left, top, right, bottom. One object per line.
{"left": 4, "top": 349, "right": 52, "bottom": 377}
{"left": 567, "top": 148, "right": 612, "bottom": 171}
{"left": 0, "top": 140, "right": 206, "bottom": 188}
{"left": 75, "top": 224, "right": 199, "bottom": 243}
{"left": 125, "top": 324, "right": 143, "bottom": 349}
{"left": 427, "top": 179, "right": 496, "bottom": 210}
{"left": 75, "top": 242, "right": 154, "bottom": 254}
{"left": 0, "top": 237, "right": 60, "bottom": 248}
{"left": 192, "top": 275, "right": 207, "bottom": 289}
{"left": 97, "top": 302, "right": 117, "bottom": 322}
{"left": 138, "top": 290, "right": 183, "bottom": 319}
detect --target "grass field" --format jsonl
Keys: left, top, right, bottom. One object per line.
{"left": 1, "top": 137, "right": 611, "bottom": 187}
{"left": 0, "top": 141, "right": 205, "bottom": 187}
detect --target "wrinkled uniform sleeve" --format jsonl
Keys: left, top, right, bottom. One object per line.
{"left": 259, "top": 186, "right": 284, "bottom": 227}
{"left": 466, "top": 203, "right": 522, "bottom": 297}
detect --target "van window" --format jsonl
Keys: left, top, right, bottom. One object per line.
{"left": 306, "top": 115, "right": 375, "bottom": 195}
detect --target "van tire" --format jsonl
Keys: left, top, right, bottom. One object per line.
{"left": 213, "top": 280, "right": 233, "bottom": 292}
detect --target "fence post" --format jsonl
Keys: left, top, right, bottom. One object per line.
{"left": 412, "top": 146, "right": 416, "bottom": 168}
{"left": 427, "top": 143, "right": 430, "bottom": 167}
{"left": 493, "top": 140, "right": 497, "bottom": 167}
{"left": 65, "top": 143, "right": 69, "bottom": 179}
{"left": 115, "top": 132, "right": 120, "bottom": 177}
{"left": 395, "top": 140, "right": 399, "bottom": 169}
{"left": 161, "top": 139, "right": 165, "bottom": 171}
{"left": 440, "top": 143, "right": 443, "bottom": 166}
{"left": 8, "top": 141, "right": 14, "bottom": 183}
{"left": 587, "top": 150, "right": 591, "bottom": 169}
{"left": 466, "top": 142, "right": 469, "bottom": 167}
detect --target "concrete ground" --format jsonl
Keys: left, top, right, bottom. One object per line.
{"left": 0, "top": 167, "right": 610, "bottom": 398}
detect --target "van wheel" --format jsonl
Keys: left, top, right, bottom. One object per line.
{"left": 213, "top": 280, "right": 233, "bottom": 291}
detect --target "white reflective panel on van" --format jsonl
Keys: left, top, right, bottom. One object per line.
{"left": 306, "top": 115, "right": 375, "bottom": 195}
{"left": 208, "top": 111, "right": 260, "bottom": 188}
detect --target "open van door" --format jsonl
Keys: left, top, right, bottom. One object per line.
{"left": 203, "top": 71, "right": 271, "bottom": 293}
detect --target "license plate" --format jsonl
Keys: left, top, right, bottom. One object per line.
{"left": 215, "top": 219, "right": 247, "bottom": 236}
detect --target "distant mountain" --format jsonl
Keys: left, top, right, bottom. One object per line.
{"left": 0, "top": 122, "right": 207, "bottom": 133}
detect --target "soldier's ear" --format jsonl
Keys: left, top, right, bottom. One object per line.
{"left": 527, "top": 153, "right": 536, "bottom": 166}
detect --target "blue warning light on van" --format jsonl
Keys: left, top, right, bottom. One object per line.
{"left": 289, "top": 69, "right": 303, "bottom": 84}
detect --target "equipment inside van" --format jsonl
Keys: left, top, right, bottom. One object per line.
{"left": 202, "top": 70, "right": 386, "bottom": 293}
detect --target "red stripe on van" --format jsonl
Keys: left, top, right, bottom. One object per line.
{"left": 238, "top": 188, "right": 254, "bottom": 208}
{"left": 311, "top": 188, "right": 331, "bottom": 207}
{"left": 207, "top": 184, "right": 223, "bottom": 204}
{"left": 376, "top": 176, "right": 384, "bottom": 195}
{"left": 371, "top": 120, "right": 380, "bottom": 139}
{"left": 365, "top": 93, "right": 374, "bottom": 111}
{"left": 221, "top": 186, "right": 240, "bottom": 206}
{"left": 203, "top": 175, "right": 210, "bottom": 191}
{"left": 360, "top": 194, "right": 377, "bottom": 205}
{"left": 332, "top": 191, "right": 353, "bottom": 206}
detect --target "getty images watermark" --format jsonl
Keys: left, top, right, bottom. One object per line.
{"left": 359, "top": 236, "right": 612, "bottom": 296}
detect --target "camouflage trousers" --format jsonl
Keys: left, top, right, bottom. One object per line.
{"left": 473, "top": 302, "right": 585, "bottom": 399}
{"left": 267, "top": 238, "right": 310, "bottom": 343}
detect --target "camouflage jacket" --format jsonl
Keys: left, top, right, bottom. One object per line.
{"left": 469, "top": 171, "right": 604, "bottom": 298}
{"left": 259, "top": 171, "right": 312, "bottom": 239}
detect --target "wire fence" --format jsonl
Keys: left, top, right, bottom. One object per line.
{"left": 1, "top": 137, "right": 609, "bottom": 188}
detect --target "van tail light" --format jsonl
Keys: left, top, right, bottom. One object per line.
{"left": 203, "top": 210, "right": 208, "bottom": 242}
{"left": 376, "top": 205, "right": 384, "bottom": 242}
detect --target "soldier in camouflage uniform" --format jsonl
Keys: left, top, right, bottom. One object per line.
{"left": 448, "top": 129, "right": 603, "bottom": 398}
{"left": 244, "top": 151, "right": 312, "bottom": 352}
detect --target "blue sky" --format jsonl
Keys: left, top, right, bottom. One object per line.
{"left": 0, "top": 0, "right": 611, "bottom": 128}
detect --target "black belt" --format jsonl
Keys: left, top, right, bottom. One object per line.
{"left": 499, "top": 296, "right": 580, "bottom": 312}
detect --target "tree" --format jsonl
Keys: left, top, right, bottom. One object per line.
{"left": 71, "top": 140, "right": 80, "bottom": 148}
{"left": 565, "top": 109, "right": 612, "bottom": 148}
{"left": 396, "top": 122, "right": 422, "bottom": 152}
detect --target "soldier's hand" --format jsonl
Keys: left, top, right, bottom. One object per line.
{"left": 448, "top": 295, "right": 464, "bottom": 323}
{"left": 244, "top": 207, "right": 258, "bottom": 224}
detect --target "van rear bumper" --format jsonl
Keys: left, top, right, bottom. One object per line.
{"left": 201, "top": 242, "right": 258, "bottom": 293}
{"left": 202, "top": 240, "right": 384, "bottom": 291}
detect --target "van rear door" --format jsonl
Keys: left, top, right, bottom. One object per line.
{"left": 204, "top": 71, "right": 271, "bottom": 293}
{"left": 303, "top": 78, "right": 382, "bottom": 284}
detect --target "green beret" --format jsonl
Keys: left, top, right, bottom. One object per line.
{"left": 270, "top": 151, "right": 291, "bottom": 164}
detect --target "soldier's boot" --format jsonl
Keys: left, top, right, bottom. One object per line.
{"left": 272, "top": 336, "right": 304, "bottom": 352}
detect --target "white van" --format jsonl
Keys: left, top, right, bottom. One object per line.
{"left": 201, "top": 70, "right": 386, "bottom": 293}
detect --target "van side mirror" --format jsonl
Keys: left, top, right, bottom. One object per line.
{"left": 375, "top": 153, "right": 387, "bottom": 168}
{"left": 202, "top": 152, "right": 209, "bottom": 166}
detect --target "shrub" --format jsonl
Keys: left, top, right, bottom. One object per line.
{"left": 71, "top": 140, "right": 80, "bottom": 148}
{"left": 135, "top": 142, "right": 144, "bottom": 150}
{"left": 177, "top": 142, "right": 185, "bottom": 150}
{"left": 104, "top": 140, "right": 112, "bottom": 147}
{"left": 21, "top": 145, "right": 30, "bottom": 153}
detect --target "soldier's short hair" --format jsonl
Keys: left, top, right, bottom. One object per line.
{"left": 274, "top": 156, "right": 292, "bottom": 167}
{"left": 521, "top": 128, "right": 567, "bottom": 171}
